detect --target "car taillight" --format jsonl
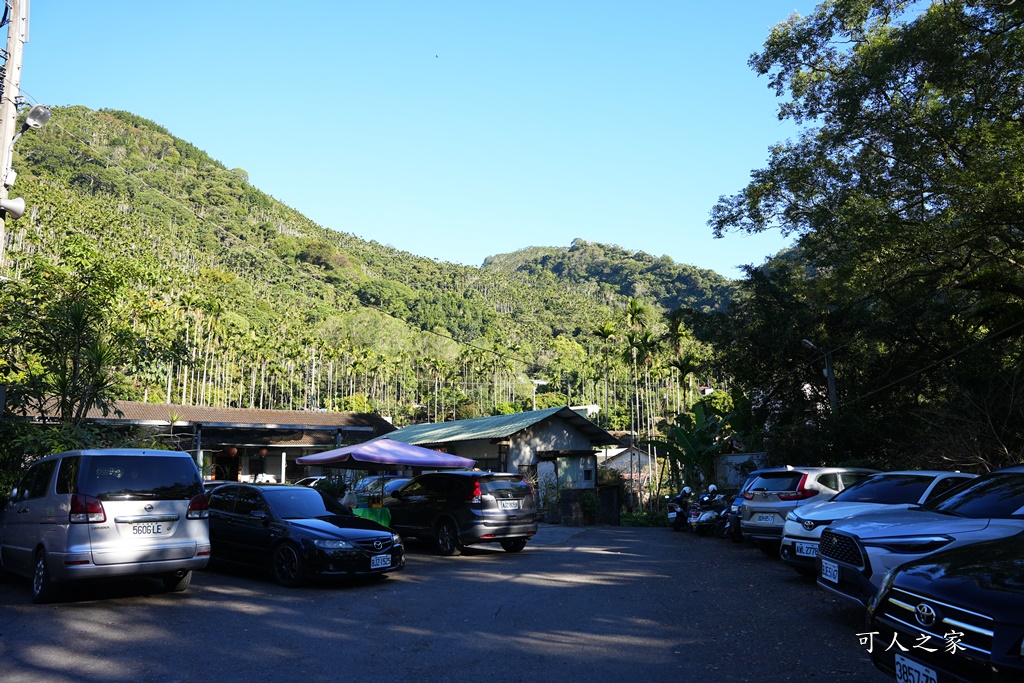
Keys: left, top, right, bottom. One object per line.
{"left": 521, "top": 477, "right": 535, "bottom": 495}
{"left": 777, "top": 475, "right": 817, "bottom": 501}
{"left": 743, "top": 492, "right": 754, "bottom": 500}
{"left": 69, "top": 494, "right": 105, "bottom": 523}
{"left": 466, "top": 481, "right": 482, "bottom": 503}
{"left": 187, "top": 493, "right": 209, "bottom": 519}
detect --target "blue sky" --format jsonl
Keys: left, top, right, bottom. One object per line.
{"left": 24, "top": 1, "right": 819, "bottom": 279}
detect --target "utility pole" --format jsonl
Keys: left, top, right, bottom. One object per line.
{"left": 0, "top": 0, "right": 29, "bottom": 270}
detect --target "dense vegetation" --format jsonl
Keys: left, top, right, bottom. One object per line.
{"left": 0, "top": 106, "right": 728, "bottom": 445}
{"left": 700, "top": 0, "right": 1024, "bottom": 473}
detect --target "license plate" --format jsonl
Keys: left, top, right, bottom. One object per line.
{"left": 130, "top": 523, "right": 164, "bottom": 536}
{"left": 894, "top": 654, "right": 937, "bottom": 683}
{"left": 821, "top": 558, "right": 839, "bottom": 583}
{"left": 756, "top": 513, "right": 775, "bottom": 523}
{"left": 667, "top": 511, "right": 676, "bottom": 520}
{"left": 370, "top": 554, "right": 390, "bottom": 569}
{"left": 795, "top": 542, "right": 818, "bottom": 558}
{"left": 500, "top": 500, "right": 519, "bottom": 510}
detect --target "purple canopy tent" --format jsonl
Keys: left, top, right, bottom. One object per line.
{"left": 295, "top": 438, "right": 475, "bottom": 470}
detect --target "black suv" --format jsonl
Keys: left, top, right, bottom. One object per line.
{"left": 866, "top": 531, "right": 1024, "bottom": 683}
{"left": 383, "top": 472, "right": 538, "bottom": 555}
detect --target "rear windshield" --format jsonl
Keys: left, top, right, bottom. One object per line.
{"left": 831, "top": 474, "right": 933, "bottom": 504}
{"left": 263, "top": 487, "right": 352, "bottom": 518}
{"left": 928, "top": 472, "right": 1024, "bottom": 518}
{"left": 748, "top": 472, "right": 804, "bottom": 492}
{"left": 85, "top": 455, "right": 202, "bottom": 501}
{"left": 481, "top": 477, "right": 531, "bottom": 498}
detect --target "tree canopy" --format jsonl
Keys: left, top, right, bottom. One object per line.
{"left": 704, "top": 0, "right": 1024, "bottom": 470}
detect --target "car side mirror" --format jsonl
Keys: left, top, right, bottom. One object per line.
{"left": 390, "top": 490, "right": 403, "bottom": 499}
{"left": 251, "top": 509, "right": 267, "bottom": 520}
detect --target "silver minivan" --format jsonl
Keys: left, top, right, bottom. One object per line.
{"left": 0, "top": 449, "right": 211, "bottom": 602}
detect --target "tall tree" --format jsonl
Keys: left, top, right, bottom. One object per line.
{"left": 708, "top": 0, "right": 1024, "bottom": 469}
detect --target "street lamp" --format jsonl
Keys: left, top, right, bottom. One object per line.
{"left": 0, "top": 103, "right": 50, "bottom": 268}
{"left": 531, "top": 379, "right": 548, "bottom": 411}
{"left": 801, "top": 339, "right": 839, "bottom": 415}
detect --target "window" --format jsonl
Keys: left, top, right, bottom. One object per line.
{"left": 209, "top": 486, "right": 239, "bottom": 512}
{"left": 55, "top": 456, "right": 82, "bottom": 495}
{"left": 18, "top": 460, "right": 58, "bottom": 501}
{"left": 831, "top": 474, "right": 932, "bottom": 505}
{"left": 85, "top": 455, "right": 202, "bottom": 501}
{"left": 234, "top": 487, "right": 268, "bottom": 516}
{"left": 815, "top": 473, "right": 840, "bottom": 491}
{"left": 926, "top": 475, "right": 975, "bottom": 502}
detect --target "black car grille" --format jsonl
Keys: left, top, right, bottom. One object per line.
{"left": 351, "top": 535, "right": 394, "bottom": 553}
{"left": 878, "top": 586, "right": 995, "bottom": 657}
{"left": 872, "top": 586, "right": 996, "bottom": 681}
{"left": 819, "top": 530, "right": 864, "bottom": 567}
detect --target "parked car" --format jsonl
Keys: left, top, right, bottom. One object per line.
{"left": 738, "top": 466, "right": 878, "bottom": 554}
{"left": 353, "top": 475, "right": 410, "bottom": 507}
{"left": 779, "top": 470, "right": 977, "bottom": 574}
{"left": 383, "top": 471, "right": 538, "bottom": 556}
{"left": 866, "top": 530, "right": 1024, "bottom": 683}
{"left": 0, "top": 448, "right": 210, "bottom": 603}
{"left": 207, "top": 483, "right": 403, "bottom": 587}
{"left": 726, "top": 469, "right": 776, "bottom": 542}
{"left": 817, "top": 465, "right": 1024, "bottom": 606}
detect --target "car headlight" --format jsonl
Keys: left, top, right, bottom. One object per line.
{"left": 786, "top": 511, "right": 800, "bottom": 522}
{"left": 863, "top": 535, "right": 953, "bottom": 554}
{"left": 392, "top": 533, "right": 402, "bottom": 545}
{"left": 314, "top": 539, "right": 356, "bottom": 550}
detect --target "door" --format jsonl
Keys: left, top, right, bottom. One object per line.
{"left": 0, "top": 459, "right": 59, "bottom": 574}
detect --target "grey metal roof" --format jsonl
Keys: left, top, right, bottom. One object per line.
{"left": 381, "top": 406, "right": 620, "bottom": 447}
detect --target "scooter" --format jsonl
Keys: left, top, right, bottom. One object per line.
{"left": 688, "top": 486, "right": 729, "bottom": 537}
{"left": 666, "top": 487, "right": 693, "bottom": 532}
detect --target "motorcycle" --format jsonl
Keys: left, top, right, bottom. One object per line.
{"left": 665, "top": 488, "right": 693, "bottom": 532}
{"left": 687, "top": 487, "right": 730, "bottom": 537}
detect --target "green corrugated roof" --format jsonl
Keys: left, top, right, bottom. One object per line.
{"left": 381, "top": 406, "right": 619, "bottom": 447}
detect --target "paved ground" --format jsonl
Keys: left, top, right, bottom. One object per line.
{"left": 0, "top": 523, "right": 889, "bottom": 682}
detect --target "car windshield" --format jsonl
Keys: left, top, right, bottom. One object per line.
{"left": 263, "top": 487, "right": 352, "bottom": 519}
{"left": 86, "top": 456, "right": 202, "bottom": 501}
{"left": 352, "top": 476, "right": 396, "bottom": 493}
{"left": 749, "top": 472, "right": 804, "bottom": 492}
{"left": 926, "top": 472, "right": 1024, "bottom": 518}
{"left": 481, "top": 477, "right": 532, "bottom": 498}
{"left": 830, "top": 473, "right": 933, "bottom": 504}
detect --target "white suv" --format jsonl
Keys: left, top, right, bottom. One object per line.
{"left": 739, "top": 466, "right": 877, "bottom": 554}
{"left": 0, "top": 449, "right": 211, "bottom": 603}
{"left": 817, "top": 465, "right": 1024, "bottom": 606}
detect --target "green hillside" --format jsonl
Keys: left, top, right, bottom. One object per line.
{"left": 0, "top": 106, "right": 729, "bottom": 428}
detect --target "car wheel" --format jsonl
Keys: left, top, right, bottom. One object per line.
{"left": 162, "top": 570, "right": 192, "bottom": 593}
{"left": 272, "top": 543, "right": 306, "bottom": 587}
{"left": 31, "top": 550, "right": 58, "bottom": 604}
{"left": 500, "top": 538, "right": 527, "bottom": 553}
{"left": 434, "top": 519, "right": 462, "bottom": 556}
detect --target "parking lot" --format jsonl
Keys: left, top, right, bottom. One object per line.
{"left": 0, "top": 524, "right": 888, "bottom": 683}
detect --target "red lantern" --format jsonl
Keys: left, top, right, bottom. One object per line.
{"left": 258, "top": 448, "right": 269, "bottom": 457}
{"left": 225, "top": 447, "right": 238, "bottom": 457}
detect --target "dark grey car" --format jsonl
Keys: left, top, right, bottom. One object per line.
{"left": 383, "top": 471, "right": 538, "bottom": 555}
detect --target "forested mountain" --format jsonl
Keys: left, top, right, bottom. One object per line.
{"left": 0, "top": 106, "right": 730, "bottom": 430}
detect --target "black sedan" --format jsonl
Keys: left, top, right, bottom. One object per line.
{"left": 207, "top": 483, "right": 404, "bottom": 587}
{"left": 866, "top": 530, "right": 1024, "bottom": 683}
